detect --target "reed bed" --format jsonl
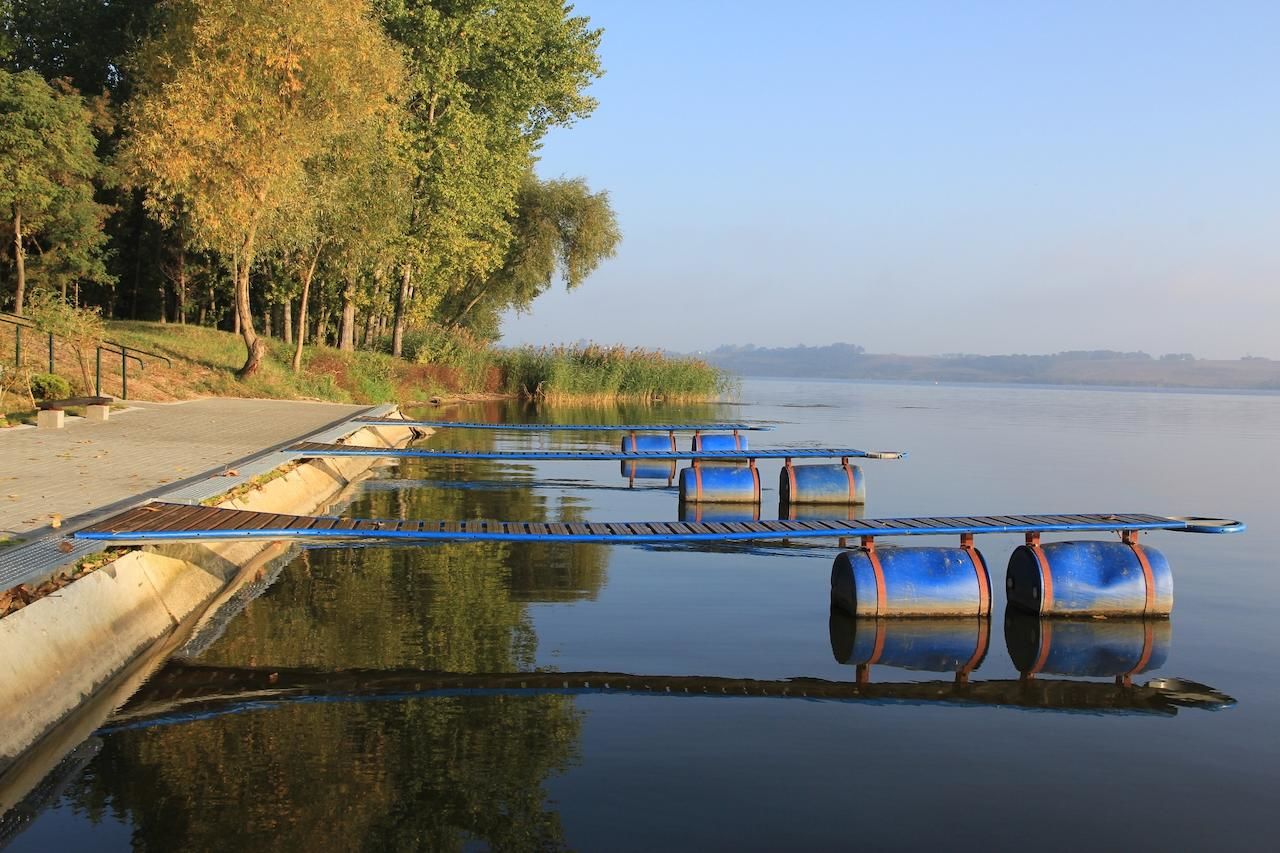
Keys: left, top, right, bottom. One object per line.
{"left": 496, "top": 344, "right": 731, "bottom": 401}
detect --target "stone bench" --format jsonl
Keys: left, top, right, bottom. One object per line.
{"left": 37, "top": 396, "right": 115, "bottom": 428}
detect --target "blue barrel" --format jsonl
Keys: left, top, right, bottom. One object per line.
{"left": 1004, "top": 611, "right": 1169, "bottom": 677}
{"left": 1005, "top": 540, "right": 1173, "bottom": 617}
{"left": 621, "top": 432, "right": 677, "bottom": 453}
{"left": 680, "top": 502, "right": 761, "bottom": 523}
{"left": 781, "top": 500, "right": 865, "bottom": 522}
{"left": 831, "top": 545, "right": 991, "bottom": 617}
{"left": 620, "top": 459, "right": 677, "bottom": 479}
{"left": 779, "top": 463, "right": 864, "bottom": 504}
{"left": 690, "top": 432, "right": 748, "bottom": 452}
{"left": 677, "top": 464, "right": 761, "bottom": 504}
{"left": 830, "top": 609, "right": 990, "bottom": 674}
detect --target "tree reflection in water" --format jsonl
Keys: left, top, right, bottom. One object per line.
{"left": 69, "top": 412, "right": 628, "bottom": 852}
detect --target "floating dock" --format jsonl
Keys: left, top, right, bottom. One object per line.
{"left": 282, "top": 441, "right": 906, "bottom": 462}
{"left": 73, "top": 503, "right": 1242, "bottom": 545}
{"left": 358, "top": 418, "right": 775, "bottom": 432}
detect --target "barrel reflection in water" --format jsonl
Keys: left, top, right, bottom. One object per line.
{"left": 619, "top": 458, "right": 677, "bottom": 481}
{"left": 779, "top": 500, "right": 865, "bottom": 522}
{"left": 829, "top": 608, "right": 989, "bottom": 683}
{"left": 1005, "top": 610, "right": 1170, "bottom": 682}
{"left": 678, "top": 502, "right": 761, "bottom": 524}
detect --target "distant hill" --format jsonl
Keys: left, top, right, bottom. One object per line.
{"left": 701, "top": 344, "right": 1280, "bottom": 391}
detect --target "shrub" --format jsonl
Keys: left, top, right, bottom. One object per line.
{"left": 29, "top": 372, "right": 72, "bottom": 400}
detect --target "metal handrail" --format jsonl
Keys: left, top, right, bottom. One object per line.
{"left": 0, "top": 311, "right": 173, "bottom": 367}
{"left": 1, "top": 311, "right": 176, "bottom": 399}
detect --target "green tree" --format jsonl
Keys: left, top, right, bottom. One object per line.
{"left": 0, "top": 69, "right": 109, "bottom": 315}
{"left": 122, "top": 0, "right": 406, "bottom": 376}
{"left": 376, "top": 0, "right": 604, "bottom": 356}
{"left": 440, "top": 173, "right": 620, "bottom": 340}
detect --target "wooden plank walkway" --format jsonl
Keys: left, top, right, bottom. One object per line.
{"left": 360, "top": 418, "right": 774, "bottom": 432}
{"left": 284, "top": 441, "right": 906, "bottom": 461}
{"left": 73, "top": 502, "right": 1244, "bottom": 544}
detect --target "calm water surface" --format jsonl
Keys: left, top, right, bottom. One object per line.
{"left": 7, "top": 379, "right": 1279, "bottom": 851}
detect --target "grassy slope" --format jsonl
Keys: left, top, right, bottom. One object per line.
{"left": 1, "top": 321, "right": 728, "bottom": 423}
{"left": 0, "top": 321, "right": 493, "bottom": 421}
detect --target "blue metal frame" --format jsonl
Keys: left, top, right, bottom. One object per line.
{"left": 284, "top": 443, "right": 906, "bottom": 461}
{"left": 360, "top": 419, "right": 775, "bottom": 432}
{"left": 74, "top": 508, "right": 1244, "bottom": 544}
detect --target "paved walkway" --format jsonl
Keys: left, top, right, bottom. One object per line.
{"left": 0, "top": 398, "right": 366, "bottom": 541}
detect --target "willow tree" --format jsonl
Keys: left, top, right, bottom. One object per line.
{"left": 122, "top": 0, "right": 405, "bottom": 376}
{"left": 376, "top": 0, "right": 604, "bottom": 356}
{"left": 0, "top": 69, "right": 109, "bottom": 315}
{"left": 439, "top": 174, "right": 620, "bottom": 340}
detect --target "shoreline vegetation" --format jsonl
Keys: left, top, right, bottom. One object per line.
{"left": 704, "top": 343, "right": 1280, "bottom": 392}
{"left": 0, "top": 321, "right": 729, "bottom": 424}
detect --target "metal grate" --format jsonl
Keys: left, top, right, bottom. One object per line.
{"left": 357, "top": 418, "right": 774, "bottom": 432}
{"left": 284, "top": 441, "right": 907, "bottom": 461}
{"left": 75, "top": 503, "right": 1207, "bottom": 545}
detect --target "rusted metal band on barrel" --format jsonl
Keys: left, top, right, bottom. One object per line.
{"left": 752, "top": 465, "right": 761, "bottom": 503}
{"left": 668, "top": 432, "right": 676, "bottom": 452}
{"left": 1027, "top": 534, "right": 1053, "bottom": 613}
{"left": 1130, "top": 542, "right": 1157, "bottom": 615}
{"left": 694, "top": 467, "right": 703, "bottom": 502}
{"left": 962, "top": 539, "right": 990, "bottom": 616}
{"left": 843, "top": 462, "right": 857, "bottom": 502}
{"left": 784, "top": 458, "right": 796, "bottom": 501}
{"left": 863, "top": 538, "right": 886, "bottom": 616}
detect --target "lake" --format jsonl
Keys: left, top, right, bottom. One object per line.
{"left": 6, "top": 378, "right": 1278, "bottom": 851}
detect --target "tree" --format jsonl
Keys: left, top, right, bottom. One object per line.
{"left": 439, "top": 173, "right": 620, "bottom": 340}
{"left": 376, "top": 0, "right": 604, "bottom": 354}
{"left": 0, "top": 69, "right": 110, "bottom": 315}
{"left": 122, "top": 0, "right": 406, "bottom": 376}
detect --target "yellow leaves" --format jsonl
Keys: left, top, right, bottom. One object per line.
{"left": 124, "top": 0, "right": 410, "bottom": 258}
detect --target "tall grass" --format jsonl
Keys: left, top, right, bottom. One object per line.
{"left": 0, "top": 321, "right": 730, "bottom": 420}
{"left": 497, "top": 343, "right": 731, "bottom": 402}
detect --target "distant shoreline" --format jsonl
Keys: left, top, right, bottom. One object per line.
{"left": 702, "top": 344, "right": 1280, "bottom": 393}
{"left": 728, "top": 373, "right": 1280, "bottom": 396}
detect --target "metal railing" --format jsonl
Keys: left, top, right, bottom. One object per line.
{"left": 1, "top": 311, "right": 174, "bottom": 400}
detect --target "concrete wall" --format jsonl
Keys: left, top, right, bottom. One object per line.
{"left": 0, "top": 420, "right": 420, "bottom": 802}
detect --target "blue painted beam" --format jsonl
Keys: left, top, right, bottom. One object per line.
{"left": 284, "top": 441, "right": 906, "bottom": 461}
{"left": 360, "top": 418, "right": 775, "bottom": 432}
{"left": 73, "top": 503, "right": 1245, "bottom": 544}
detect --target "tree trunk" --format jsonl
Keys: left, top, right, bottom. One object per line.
{"left": 392, "top": 265, "right": 411, "bottom": 357}
{"left": 263, "top": 304, "right": 272, "bottom": 338}
{"left": 176, "top": 248, "right": 186, "bottom": 324}
{"left": 292, "top": 248, "right": 321, "bottom": 373}
{"left": 234, "top": 230, "right": 264, "bottom": 377}
{"left": 447, "top": 284, "right": 488, "bottom": 330}
{"left": 283, "top": 298, "right": 293, "bottom": 345}
{"left": 338, "top": 278, "right": 356, "bottom": 352}
{"left": 12, "top": 209, "right": 25, "bottom": 316}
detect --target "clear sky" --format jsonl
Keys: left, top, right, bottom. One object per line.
{"left": 505, "top": 0, "right": 1279, "bottom": 359}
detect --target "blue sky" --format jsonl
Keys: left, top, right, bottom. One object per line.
{"left": 505, "top": 1, "right": 1280, "bottom": 359}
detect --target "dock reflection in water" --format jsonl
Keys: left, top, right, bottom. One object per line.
{"left": 827, "top": 608, "right": 1233, "bottom": 714}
